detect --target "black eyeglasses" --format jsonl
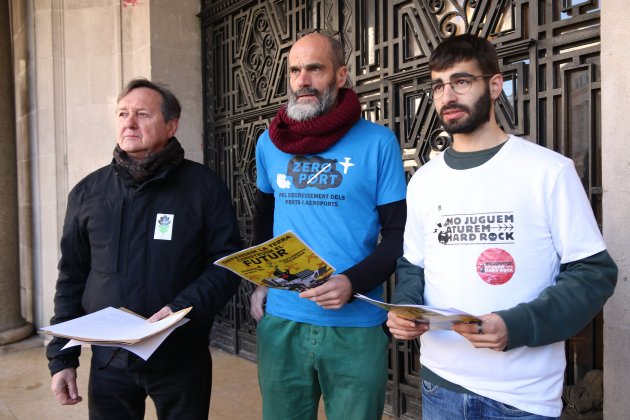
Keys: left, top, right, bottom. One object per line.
{"left": 297, "top": 28, "right": 339, "bottom": 38}
{"left": 427, "top": 74, "right": 494, "bottom": 100}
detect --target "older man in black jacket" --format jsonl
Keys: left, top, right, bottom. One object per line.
{"left": 46, "top": 78, "right": 241, "bottom": 420}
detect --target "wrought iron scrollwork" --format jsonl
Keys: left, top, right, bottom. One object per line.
{"left": 427, "top": 0, "right": 479, "bottom": 38}
{"left": 203, "top": 0, "right": 604, "bottom": 417}
{"left": 242, "top": 10, "right": 278, "bottom": 102}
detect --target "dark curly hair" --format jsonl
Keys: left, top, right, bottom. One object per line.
{"left": 429, "top": 34, "right": 500, "bottom": 76}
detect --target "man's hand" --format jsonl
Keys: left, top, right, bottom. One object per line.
{"left": 451, "top": 313, "right": 508, "bottom": 351}
{"left": 250, "top": 286, "right": 268, "bottom": 322}
{"left": 299, "top": 274, "right": 353, "bottom": 309}
{"left": 51, "top": 368, "right": 82, "bottom": 405}
{"left": 147, "top": 305, "right": 173, "bottom": 322}
{"left": 386, "top": 311, "right": 429, "bottom": 340}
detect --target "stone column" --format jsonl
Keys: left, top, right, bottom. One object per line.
{"left": 0, "top": 1, "right": 32, "bottom": 345}
{"left": 602, "top": 1, "right": 630, "bottom": 418}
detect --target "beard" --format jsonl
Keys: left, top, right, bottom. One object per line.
{"left": 439, "top": 86, "right": 492, "bottom": 135}
{"left": 286, "top": 81, "right": 338, "bottom": 122}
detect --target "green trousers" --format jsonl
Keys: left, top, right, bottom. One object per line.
{"left": 257, "top": 314, "right": 388, "bottom": 420}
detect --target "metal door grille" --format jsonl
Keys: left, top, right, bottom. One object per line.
{"left": 201, "top": 1, "right": 603, "bottom": 417}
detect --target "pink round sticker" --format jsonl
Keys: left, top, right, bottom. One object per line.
{"left": 476, "top": 248, "right": 515, "bottom": 285}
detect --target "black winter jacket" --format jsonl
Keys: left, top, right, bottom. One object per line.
{"left": 47, "top": 158, "right": 242, "bottom": 374}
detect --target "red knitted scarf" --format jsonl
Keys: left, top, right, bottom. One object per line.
{"left": 269, "top": 88, "right": 361, "bottom": 155}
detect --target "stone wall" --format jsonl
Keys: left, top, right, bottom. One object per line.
{"left": 13, "top": 0, "right": 202, "bottom": 328}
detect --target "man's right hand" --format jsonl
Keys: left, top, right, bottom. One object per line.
{"left": 386, "top": 311, "right": 429, "bottom": 340}
{"left": 51, "top": 367, "right": 83, "bottom": 405}
{"left": 250, "top": 286, "right": 268, "bottom": 322}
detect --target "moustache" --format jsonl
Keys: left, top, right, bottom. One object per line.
{"left": 440, "top": 104, "right": 469, "bottom": 112}
{"left": 294, "top": 87, "right": 321, "bottom": 97}
{"left": 440, "top": 104, "right": 469, "bottom": 116}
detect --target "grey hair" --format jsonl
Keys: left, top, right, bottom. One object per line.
{"left": 117, "top": 78, "right": 181, "bottom": 122}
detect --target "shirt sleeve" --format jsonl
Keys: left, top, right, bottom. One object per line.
{"left": 401, "top": 173, "right": 426, "bottom": 268}
{"left": 548, "top": 163, "right": 606, "bottom": 262}
{"left": 496, "top": 250, "right": 617, "bottom": 350}
{"left": 253, "top": 190, "right": 275, "bottom": 245}
{"left": 46, "top": 190, "right": 88, "bottom": 375}
{"left": 342, "top": 199, "right": 406, "bottom": 293}
{"left": 375, "top": 131, "right": 407, "bottom": 206}
{"left": 392, "top": 256, "right": 426, "bottom": 305}
{"left": 342, "top": 129, "right": 409, "bottom": 292}
{"left": 255, "top": 133, "right": 273, "bottom": 194}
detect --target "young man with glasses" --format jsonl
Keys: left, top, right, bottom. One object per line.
{"left": 387, "top": 34, "right": 617, "bottom": 419}
{"left": 250, "top": 31, "right": 407, "bottom": 419}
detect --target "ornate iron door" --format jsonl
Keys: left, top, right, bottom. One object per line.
{"left": 201, "top": 1, "right": 603, "bottom": 418}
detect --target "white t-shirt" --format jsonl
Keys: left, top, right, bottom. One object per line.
{"left": 404, "top": 135, "right": 606, "bottom": 417}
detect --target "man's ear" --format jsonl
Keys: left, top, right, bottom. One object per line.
{"left": 336, "top": 66, "right": 348, "bottom": 88}
{"left": 489, "top": 73, "right": 504, "bottom": 100}
{"left": 167, "top": 119, "right": 179, "bottom": 138}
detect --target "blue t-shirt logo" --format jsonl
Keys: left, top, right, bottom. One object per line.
{"left": 288, "top": 156, "right": 343, "bottom": 190}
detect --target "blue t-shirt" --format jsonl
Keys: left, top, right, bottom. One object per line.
{"left": 256, "top": 118, "right": 407, "bottom": 327}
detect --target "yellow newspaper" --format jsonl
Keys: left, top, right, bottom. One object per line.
{"left": 214, "top": 231, "right": 334, "bottom": 292}
{"left": 354, "top": 294, "right": 480, "bottom": 329}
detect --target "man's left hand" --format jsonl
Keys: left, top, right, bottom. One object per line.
{"left": 451, "top": 313, "right": 508, "bottom": 351}
{"left": 147, "top": 306, "right": 173, "bottom": 322}
{"left": 299, "top": 274, "right": 353, "bottom": 309}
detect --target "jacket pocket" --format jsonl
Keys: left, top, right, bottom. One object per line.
{"left": 87, "top": 198, "right": 123, "bottom": 274}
